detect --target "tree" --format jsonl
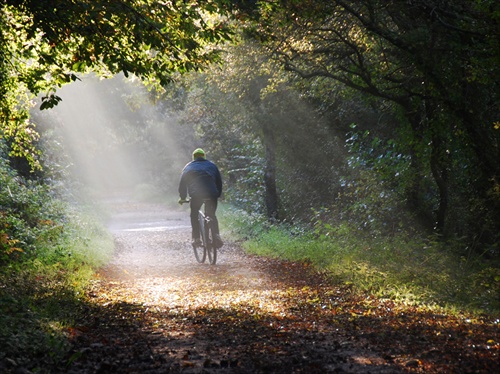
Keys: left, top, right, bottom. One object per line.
{"left": 254, "top": 0, "right": 500, "bottom": 249}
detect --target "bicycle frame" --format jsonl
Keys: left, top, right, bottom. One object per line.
{"left": 197, "top": 203, "right": 216, "bottom": 265}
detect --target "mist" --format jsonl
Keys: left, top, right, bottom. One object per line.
{"left": 34, "top": 74, "right": 191, "bottom": 200}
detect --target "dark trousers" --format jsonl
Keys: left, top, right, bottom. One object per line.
{"left": 190, "top": 197, "right": 220, "bottom": 239}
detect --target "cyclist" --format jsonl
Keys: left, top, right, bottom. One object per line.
{"left": 178, "top": 148, "right": 224, "bottom": 248}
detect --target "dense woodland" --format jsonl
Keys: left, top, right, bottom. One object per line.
{"left": 1, "top": 0, "right": 499, "bottom": 277}
{"left": 2, "top": 0, "right": 499, "bottom": 250}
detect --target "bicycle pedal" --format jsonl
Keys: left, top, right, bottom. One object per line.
{"left": 191, "top": 239, "right": 202, "bottom": 247}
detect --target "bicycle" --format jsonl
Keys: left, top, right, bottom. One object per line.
{"left": 179, "top": 199, "right": 217, "bottom": 265}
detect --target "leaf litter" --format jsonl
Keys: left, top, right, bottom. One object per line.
{"left": 63, "top": 201, "right": 498, "bottom": 373}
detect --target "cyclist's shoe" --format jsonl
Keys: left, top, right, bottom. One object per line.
{"left": 192, "top": 238, "right": 202, "bottom": 247}
{"left": 214, "top": 235, "right": 224, "bottom": 248}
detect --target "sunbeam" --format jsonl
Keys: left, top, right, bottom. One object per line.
{"left": 35, "top": 74, "right": 188, "bottom": 199}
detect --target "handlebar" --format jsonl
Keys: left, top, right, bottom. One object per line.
{"left": 179, "top": 198, "right": 213, "bottom": 205}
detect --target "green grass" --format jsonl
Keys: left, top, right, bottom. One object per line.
{"left": 220, "top": 205, "right": 500, "bottom": 316}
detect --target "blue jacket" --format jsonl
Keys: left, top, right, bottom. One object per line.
{"left": 178, "top": 158, "right": 222, "bottom": 199}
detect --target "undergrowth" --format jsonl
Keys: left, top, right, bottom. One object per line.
{"left": 0, "top": 160, "right": 114, "bottom": 372}
{"left": 220, "top": 205, "right": 500, "bottom": 317}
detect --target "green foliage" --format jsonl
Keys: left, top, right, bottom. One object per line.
{"left": 0, "top": 150, "right": 114, "bottom": 370}
{"left": 225, "top": 142, "right": 267, "bottom": 213}
{"left": 0, "top": 169, "right": 62, "bottom": 265}
{"left": 341, "top": 124, "right": 428, "bottom": 233}
{"left": 219, "top": 203, "right": 270, "bottom": 240}
{"left": 3, "top": 0, "right": 235, "bottom": 89}
{"left": 0, "top": 143, "right": 114, "bottom": 268}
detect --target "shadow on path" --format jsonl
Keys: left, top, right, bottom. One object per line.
{"left": 62, "top": 200, "right": 498, "bottom": 373}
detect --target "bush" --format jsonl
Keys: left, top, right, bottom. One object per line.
{"left": 0, "top": 155, "right": 114, "bottom": 371}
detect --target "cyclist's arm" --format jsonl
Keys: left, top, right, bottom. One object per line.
{"left": 178, "top": 174, "right": 188, "bottom": 200}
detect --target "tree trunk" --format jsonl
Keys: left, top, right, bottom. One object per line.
{"left": 460, "top": 110, "right": 500, "bottom": 248}
{"left": 404, "top": 109, "right": 432, "bottom": 228}
{"left": 262, "top": 121, "right": 279, "bottom": 221}
{"left": 429, "top": 134, "right": 449, "bottom": 235}
{"left": 248, "top": 76, "right": 280, "bottom": 222}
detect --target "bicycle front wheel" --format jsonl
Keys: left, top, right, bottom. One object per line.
{"left": 194, "top": 211, "right": 207, "bottom": 263}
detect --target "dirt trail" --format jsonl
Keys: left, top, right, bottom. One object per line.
{"left": 103, "top": 201, "right": 266, "bottom": 289}
{"left": 65, "top": 200, "right": 498, "bottom": 373}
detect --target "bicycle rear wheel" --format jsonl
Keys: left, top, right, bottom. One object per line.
{"left": 194, "top": 211, "right": 207, "bottom": 263}
{"left": 205, "top": 221, "right": 217, "bottom": 265}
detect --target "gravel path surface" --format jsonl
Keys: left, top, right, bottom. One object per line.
{"left": 64, "top": 200, "right": 408, "bottom": 373}
{"left": 104, "top": 201, "right": 265, "bottom": 286}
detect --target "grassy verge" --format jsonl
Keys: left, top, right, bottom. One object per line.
{"left": 219, "top": 204, "right": 500, "bottom": 316}
{"left": 0, "top": 203, "right": 114, "bottom": 372}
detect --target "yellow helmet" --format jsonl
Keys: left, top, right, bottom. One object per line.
{"left": 192, "top": 148, "right": 206, "bottom": 160}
